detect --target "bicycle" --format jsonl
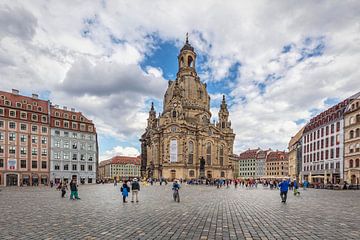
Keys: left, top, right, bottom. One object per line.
{"left": 173, "top": 189, "right": 180, "bottom": 202}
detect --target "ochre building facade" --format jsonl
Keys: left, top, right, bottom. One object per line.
{"left": 140, "top": 38, "right": 235, "bottom": 180}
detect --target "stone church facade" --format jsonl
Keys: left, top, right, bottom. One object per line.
{"left": 140, "top": 37, "right": 235, "bottom": 180}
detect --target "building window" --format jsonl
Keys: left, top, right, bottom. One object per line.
{"left": 55, "top": 140, "right": 60, "bottom": 148}
{"left": 20, "top": 135, "right": 26, "bottom": 142}
{"left": 42, "top": 161, "right": 47, "bottom": 169}
{"left": 188, "top": 141, "right": 194, "bottom": 164}
{"left": 9, "top": 122, "right": 16, "bottom": 129}
{"left": 88, "top": 144, "right": 93, "bottom": 151}
{"left": 32, "top": 136, "right": 37, "bottom": 144}
{"left": 349, "top": 159, "right": 354, "bottom": 168}
{"left": 64, "top": 121, "right": 69, "bottom": 128}
{"left": 41, "top": 115, "right": 47, "bottom": 123}
{"left": 80, "top": 143, "right": 85, "bottom": 150}
{"left": 64, "top": 152, "right": 69, "bottom": 160}
{"left": 20, "top": 147, "right": 26, "bottom": 155}
{"left": 54, "top": 152, "right": 60, "bottom": 159}
{"left": 219, "top": 145, "right": 224, "bottom": 166}
{"left": 32, "top": 114, "right": 38, "bottom": 121}
{"left": 220, "top": 171, "right": 225, "bottom": 178}
{"left": 80, "top": 154, "right": 85, "bottom": 161}
{"left": 32, "top": 161, "right": 37, "bottom": 168}
{"left": 9, "top": 133, "right": 16, "bottom": 141}
{"left": 0, "top": 120, "right": 3, "bottom": 128}
{"left": 72, "top": 154, "right": 77, "bottom": 160}
{"left": 41, "top": 137, "right": 47, "bottom": 144}
{"left": 20, "top": 123, "right": 27, "bottom": 131}
{"left": 32, "top": 125, "right": 38, "bottom": 132}
{"left": 72, "top": 164, "right": 77, "bottom": 171}
{"left": 0, "top": 132, "right": 4, "bottom": 140}
{"left": 64, "top": 164, "right": 69, "bottom": 170}
{"left": 356, "top": 159, "right": 360, "bottom": 168}
{"left": 72, "top": 133, "right": 77, "bottom": 138}
{"left": 55, "top": 165, "right": 60, "bottom": 170}
{"left": 19, "top": 160, "right": 26, "bottom": 168}
{"left": 72, "top": 143, "right": 77, "bottom": 149}
{"left": 41, "top": 127, "right": 47, "bottom": 133}
{"left": 64, "top": 131, "right": 69, "bottom": 137}
{"left": 32, "top": 148, "right": 37, "bottom": 155}
{"left": 0, "top": 108, "right": 4, "bottom": 116}
{"left": 189, "top": 170, "right": 195, "bottom": 177}
{"left": 9, "top": 146, "right": 16, "bottom": 154}
{"left": 88, "top": 156, "right": 93, "bottom": 161}
{"left": 350, "top": 130, "right": 354, "bottom": 139}
{"left": 55, "top": 120, "right": 60, "bottom": 127}
{"left": 80, "top": 165, "right": 85, "bottom": 171}
{"left": 55, "top": 130, "right": 60, "bottom": 136}
{"left": 9, "top": 110, "right": 16, "bottom": 117}
{"left": 64, "top": 141, "right": 69, "bottom": 148}
{"left": 206, "top": 142, "right": 212, "bottom": 165}
{"left": 72, "top": 122, "right": 78, "bottom": 129}
{"left": 88, "top": 165, "right": 93, "bottom": 171}
{"left": 41, "top": 149, "right": 47, "bottom": 156}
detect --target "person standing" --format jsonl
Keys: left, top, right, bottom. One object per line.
{"left": 114, "top": 178, "right": 117, "bottom": 187}
{"left": 69, "top": 179, "right": 80, "bottom": 200}
{"left": 121, "top": 180, "right": 130, "bottom": 203}
{"left": 279, "top": 178, "right": 290, "bottom": 203}
{"left": 61, "top": 182, "right": 68, "bottom": 198}
{"left": 131, "top": 178, "right": 140, "bottom": 203}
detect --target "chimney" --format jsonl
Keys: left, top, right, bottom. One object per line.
{"left": 63, "top": 106, "right": 67, "bottom": 110}
{"left": 32, "top": 93, "right": 38, "bottom": 99}
{"left": 71, "top": 108, "right": 75, "bottom": 112}
{"left": 12, "top": 89, "right": 19, "bottom": 95}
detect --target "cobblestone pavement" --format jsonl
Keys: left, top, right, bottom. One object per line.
{"left": 0, "top": 184, "right": 359, "bottom": 240}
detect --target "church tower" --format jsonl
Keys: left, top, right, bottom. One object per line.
{"left": 177, "top": 33, "right": 197, "bottom": 78}
{"left": 147, "top": 102, "right": 156, "bottom": 129}
{"left": 218, "top": 95, "right": 230, "bottom": 129}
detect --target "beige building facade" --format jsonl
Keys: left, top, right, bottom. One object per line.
{"left": 140, "top": 37, "right": 235, "bottom": 180}
{"left": 265, "top": 151, "right": 289, "bottom": 179}
{"left": 288, "top": 127, "right": 304, "bottom": 180}
{"left": 344, "top": 97, "right": 360, "bottom": 184}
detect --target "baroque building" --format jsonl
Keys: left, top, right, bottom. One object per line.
{"left": 140, "top": 37, "right": 235, "bottom": 180}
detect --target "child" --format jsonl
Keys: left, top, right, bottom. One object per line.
{"left": 61, "top": 182, "right": 67, "bottom": 198}
{"left": 121, "top": 180, "right": 130, "bottom": 203}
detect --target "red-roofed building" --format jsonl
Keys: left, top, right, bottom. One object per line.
{"left": 266, "top": 150, "right": 289, "bottom": 178}
{"left": 238, "top": 148, "right": 261, "bottom": 179}
{"left": 98, "top": 156, "right": 141, "bottom": 181}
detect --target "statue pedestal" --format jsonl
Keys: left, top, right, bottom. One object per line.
{"left": 199, "top": 170, "right": 205, "bottom": 179}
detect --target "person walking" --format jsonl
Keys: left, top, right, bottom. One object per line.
{"left": 69, "top": 179, "right": 80, "bottom": 200}
{"left": 114, "top": 178, "right": 117, "bottom": 187}
{"left": 131, "top": 178, "right": 140, "bottom": 203}
{"left": 61, "top": 182, "right": 68, "bottom": 198}
{"left": 279, "top": 178, "right": 290, "bottom": 203}
{"left": 121, "top": 180, "right": 130, "bottom": 203}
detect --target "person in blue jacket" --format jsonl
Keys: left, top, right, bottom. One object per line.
{"left": 279, "top": 178, "right": 290, "bottom": 203}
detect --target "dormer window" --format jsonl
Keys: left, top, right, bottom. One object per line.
{"left": 5, "top": 100, "right": 11, "bottom": 106}
{"left": 16, "top": 102, "right": 22, "bottom": 108}
{"left": 55, "top": 112, "right": 60, "bottom": 117}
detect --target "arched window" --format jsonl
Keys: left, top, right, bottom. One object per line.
{"left": 172, "top": 110, "right": 177, "bottom": 118}
{"left": 350, "top": 130, "right": 354, "bottom": 139}
{"left": 206, "top": 142, "right": 212, "bottom": 165}
{"left": 220, "top": 171, "right": 225, "bottom": 178}
{"left": 350, "top": 117, "right": 355, "bottom": 124}
{"left": 349, "top": 159, "right": 354, "bottom": 168}
{"left": 356, "top": 143, "right": 360, "bottom": 152}
{"left": 356, "top": 114, "right": 360, "bottom": 123}
{"left": 189, "top": 170, "right": 195, "bottom": 177}
{"left": 219, "top": 145, "right": 224, "bottom": 166}
{"left": 188, "top": 141, "right": 194, "bottom": 164}
{"left": 349, "top": 145, "right": 354, "bottom": 153}
{"left": 188, "top": 56, "right": 193, "bottom": 67}
{"left": 356, "top": 128, "right": 360, "bottom": 137}
{"left": 180, "top": 57, "right": 184, "bottom": 67}
{"left": 221, "top": 122, "right": 225, "bottom": 128}
{"left": 356, "top": 159, "right": 360, "bottom": 168}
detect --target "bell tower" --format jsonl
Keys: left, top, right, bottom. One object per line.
{"left": 218, "top": 95, "right": 230, "bottom": 129}
{"left": 177, "top": 33, "right": 197, "bottom": 78}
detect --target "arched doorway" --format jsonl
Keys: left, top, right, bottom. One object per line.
{"left": 207, "top": 171, "right": 212, "bottom": 179}
{"left": 351, "top": 175, "right": 356, "bottom": 184}
{"left": 32, "top": 174, "right": 39, "bottom": 186}
{"left": 6, "top": 174, "right": 18, "bottom": 186}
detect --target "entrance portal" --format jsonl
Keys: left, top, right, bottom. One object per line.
{"left": 6, "top": 174, "right": 18, "bottom": 186}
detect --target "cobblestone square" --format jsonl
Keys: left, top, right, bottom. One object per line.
{"left": 0, "top": 184, "right": 359, "bottom": 240}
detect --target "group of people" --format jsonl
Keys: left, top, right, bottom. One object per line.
{"left": 118, "top": 178, "right": 141, "bottom": 203}
{"left": 56, "top": 179, "right": 81, "bottom": 200}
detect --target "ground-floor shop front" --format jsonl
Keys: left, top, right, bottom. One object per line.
{"left": 50, "top": 171, "right": 96, "bottom": 184}
{"left": 301, "top": 171, "right": 341, "bottom": 184}
{"left": 0, "top": 171, "right": 49, "bottom": 186}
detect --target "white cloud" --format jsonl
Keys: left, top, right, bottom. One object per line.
{"left": 100, "top": 146, "right": 140, "bottom": 161}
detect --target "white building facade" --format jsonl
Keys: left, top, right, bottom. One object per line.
{"left": 50, "top": 106, "right": 97, "bottom": 184}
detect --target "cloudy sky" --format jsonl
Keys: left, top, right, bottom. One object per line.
{"left": 1, "top": 0, "right": 359, "bottom": 161}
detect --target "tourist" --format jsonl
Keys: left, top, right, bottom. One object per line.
{"left": 121, "top": 180, "right": 130, "bottom": 203}
{"left": 279, "top": 178, "right": 290, "bottom": 203}
{"left": 293, "top": 179, "right": 300, "bottom": 196}
{"left": 172, "top": 179, "right": 181, "bottom": 202}
{"left": 131, "top": 178, "right": 140, "bottom": 203}
{"left": 114, "top": 179, "right": 117, "bottom": 187}
{"left": 69, "top": 179, "right": 80, "bottom": 200}
{"left": 61, "top": 182, "right": 68, "bottom": 198}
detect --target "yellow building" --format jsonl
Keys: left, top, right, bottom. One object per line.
{"left": 140, "top": 36, "right": 235, "bottom": 180}
{"left": 99, "top": 156, "right": 141, "bottom": 180}
{"left": 288, "top": 127, "right": 304, "bottom": 181}
{"left": 266, "top": 151, "right": 289, "bottom": 179}
{"left": 344, "top": 96, "right": 360, "bottom": 184}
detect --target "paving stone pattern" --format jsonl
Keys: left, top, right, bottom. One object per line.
{"left": 0, "top": 184, "right": 359, "bottom": 240}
